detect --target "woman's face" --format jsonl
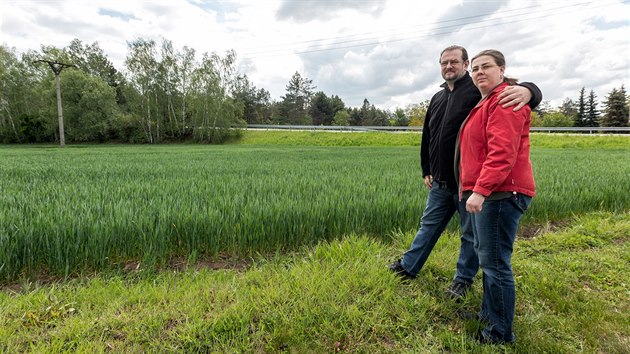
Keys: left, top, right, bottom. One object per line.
{"left": 470, "top": 55, "right": 505, "bottom": 96}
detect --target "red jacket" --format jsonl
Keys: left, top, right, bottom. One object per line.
{"left": 458, "top": 82, "right": 536, "bottom": 197}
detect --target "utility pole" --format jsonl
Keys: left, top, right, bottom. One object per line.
{"left": 34, "top": 60, "right": 75, "bottom": 147}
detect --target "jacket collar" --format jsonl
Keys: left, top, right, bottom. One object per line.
{"left": 485, "top": 81, "right": 509, "bottom": 99}
{"left": 475, "top": 81, "right": 509, "bottom": 107}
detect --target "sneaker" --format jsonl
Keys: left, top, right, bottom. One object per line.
{"left": 445, "top": 281, "right": 471, "bottom": 299}
{"left": 387, "top": 259, "right": 415, "bottom": 281}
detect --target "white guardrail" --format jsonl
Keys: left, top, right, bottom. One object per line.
{"left": 246, "top": 125, "right": 630, "bottom": 133}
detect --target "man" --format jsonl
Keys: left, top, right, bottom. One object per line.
{"left": 388, "top": 45, "right": 542, "bottom": 299}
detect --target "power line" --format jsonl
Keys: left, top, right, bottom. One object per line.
{"left": 241, "top": 0, "right": 620, "bottom": 57}
{"left": 239, "top": 0, "right": 628, "bottom": 59}
{"left": 241, "top": 2, "right": 548, "bottom": 53}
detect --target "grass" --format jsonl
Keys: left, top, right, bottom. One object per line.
{"left": 1, "top": 132, "right": 628, "bottom": 352}
{"left": 0, "top": 133, "right": 629, "bottom": 283}
{"left": 0, "top": 145, "right": 423, "bottom": 282}
{"left": 236, "top": 130, "right": 630, "bottom": 148}
{"left": 1, "top": 210, "right": 627, "bottom": 352}
{"left": 236, "top": 130, "right": 422, "bottom": 146}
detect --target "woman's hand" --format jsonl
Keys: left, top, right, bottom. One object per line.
{"left": 466, "top": 192, "right": 486, "bottom": 213}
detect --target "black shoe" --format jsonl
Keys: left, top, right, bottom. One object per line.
{"left": 458, "top": 310, "right": 478, "bottom": 321}
{"left": 445, "top": 281, "right": 471, "bottom": 299}
{"left": 472, "top": 330, "right": 513, "bottom": 345}
{"left": 472, "top": 330, "right": 493, "bottom": 344}
{"left": 387, "top": 259, "right": 415, "bottom": 281}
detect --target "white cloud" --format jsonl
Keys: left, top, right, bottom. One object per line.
{"left": 275, "top": 0, "right": 387, "bottom": 23}
{"left": 1, "top": 0, "right": 628, "bottom": 110}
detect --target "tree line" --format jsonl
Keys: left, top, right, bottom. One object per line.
{"left": 532, "top": 86, "right": 629, "bottom": 128}
{"left": 1, "top": 38, "right": 248, "bottom": 144}
{"left": 1, "top": 38, "right": 628, "bottom": 144}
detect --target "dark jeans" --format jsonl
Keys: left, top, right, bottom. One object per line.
{"left": 400, "top": 181, "right": 478, "bottom": 284}
{"left": 471, "top": 193, "right": 532, "bottom": 343}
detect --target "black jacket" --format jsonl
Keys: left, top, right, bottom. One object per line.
{"left": 420, "top": 72, "right": 542, "bottom": 190}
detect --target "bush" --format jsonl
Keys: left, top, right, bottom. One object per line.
{"left": 540, "top": 111, "right": 574, "bottom": 127}
{"left": 107, "top": 113, "right": 148, "bottom": 143}
{"left": 17, "top": 113, "right": 55, "bottom": 143}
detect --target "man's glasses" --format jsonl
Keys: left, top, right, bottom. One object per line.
{"left": 440, "top": 60, "right": 462, "bottom": 67}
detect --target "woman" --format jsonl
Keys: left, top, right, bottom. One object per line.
{"left": 457, "top": 49, "right": 536, "bottom": 344}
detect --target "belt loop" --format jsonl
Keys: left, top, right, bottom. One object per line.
{"left": 436, "top": 180, "right": 448, "bottom": 189}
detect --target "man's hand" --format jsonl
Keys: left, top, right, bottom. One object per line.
{"left": 424, "top": 175, "right": 433, "bottom": 189}
{"left": 466, "top": 192, "right": 486, "bottom": 213}
{"left": 498, "top": 85, "right": 532, "bottom": 111}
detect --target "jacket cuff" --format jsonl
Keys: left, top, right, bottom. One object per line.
{"left": 518, "top": 82, "right": 543, "bottom": 110}
{"left": 473, "top": 186, "right": 492, "bottom": 197}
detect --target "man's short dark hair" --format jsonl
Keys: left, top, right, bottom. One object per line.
{"left": 440, "top": 45, "right": 468, "bottom": 62}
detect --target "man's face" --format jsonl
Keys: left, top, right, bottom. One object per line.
{"left": 440, "top": 49, "right": 468, "bottom": 82}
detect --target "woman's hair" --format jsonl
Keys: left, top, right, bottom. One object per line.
{"left": 471, "top": 49, "right": 518, "bottom": 85}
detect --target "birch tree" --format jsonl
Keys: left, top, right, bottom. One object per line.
{"left": 125, "top": 38, "right": 158, "bottom": 143}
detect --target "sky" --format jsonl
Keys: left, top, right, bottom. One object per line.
{"left": 1, "top": 0, "right": 629, "bottom": 110}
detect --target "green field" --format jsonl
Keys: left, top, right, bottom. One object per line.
{"left": 1, "top": 132, "right": 629, "bottom": 352}
{"left": 1, "top": 212, "right": 628, "bottom": 352}
{"left": 1, "top": 133, "right": 629, "bottom": 283}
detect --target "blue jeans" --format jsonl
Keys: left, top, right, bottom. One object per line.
{"left": 471, "top": 193, "right": 532, "bottom": 343}
{"left": 400, "top": 181, "right": 478, "bottom": 284}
